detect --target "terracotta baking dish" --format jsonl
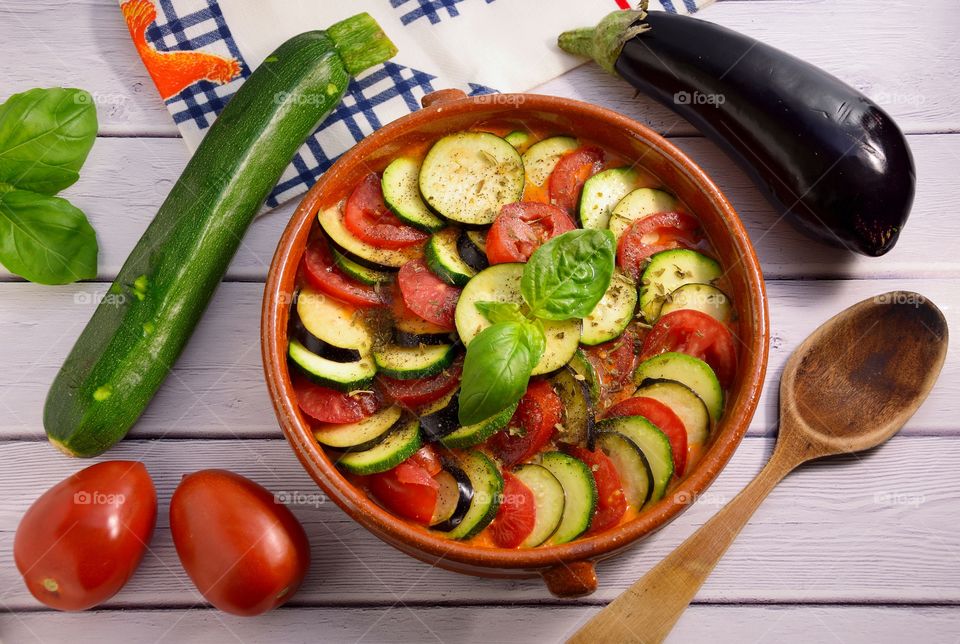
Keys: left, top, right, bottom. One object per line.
{"left": 262, "top": 89, "right": 769, "bottom": 597}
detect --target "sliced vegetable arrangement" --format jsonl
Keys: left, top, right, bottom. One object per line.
{"left": 288, "top": 123, "right": 741, "bottom": 548}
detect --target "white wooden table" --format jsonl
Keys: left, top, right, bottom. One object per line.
{"left": 2, "top": 1, "right": 958, "bottom": 641}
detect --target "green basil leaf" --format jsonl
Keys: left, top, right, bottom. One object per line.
{"left": 476, "top": 300, "right": 528, "bottom": 325}
{"left": 458, "top": 321, "right": 539, "bottom": 426}
{"left": 521, "top": 318, "right": 547, "bottom": 363}
{"left": 521, "top": 229, "right": 616, "bottom": 320}
{"left": 0, "top": 189, "right": 98, "bottom": 284}
{"left": 0, "top": 88, "right": 98, "bottom": 195}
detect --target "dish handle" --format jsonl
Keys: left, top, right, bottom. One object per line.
{"left": 542, "top": 560, "right": 598, "bottom": 598}
{"left": 421, "top": 89, "right": 468, "bottom": 109}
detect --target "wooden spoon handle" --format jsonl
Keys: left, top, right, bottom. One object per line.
{"left": 568, "top": 451, "right": 797, "bottom": 644}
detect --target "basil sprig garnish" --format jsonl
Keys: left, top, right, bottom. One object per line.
{"left": 458, "top": 229, "right": 615, "bottom": 425}
{"left": 0, "top": 88, "right": 99, "bottom": 284}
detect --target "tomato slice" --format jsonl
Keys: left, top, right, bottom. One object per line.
{"left": 605, "top": 396, "right": 689, "bottom": 476}
{"left": 489, "top": 471, "right": 537, "bottom": 548}
{"left": 301, "top": 240, "right": 385, "bottom": 308}
{"left": 640, "top": 309, "right": 738, "bottom": 388}
{"left": 617, "top": 211, "right": 702, "bottom": 281}
{"left": 548, "top": 146, "right": 604, "bottom": 214}
{"left": 293, "top": 375, "right": 382, "bottom": 425}
{"left": 487, "top": 379, "right": 563, "bottom": 467}
{"left": 582, "top": 327, "right": 640, "bottom": 395}
{"left": 567, "top": 446, "right": 626, "bottom": 535}
{"left": 408, "top": 445, "right": 442, "bottom": 478}
{"left": 397, "top": 259, "right": 460, "bottom": 330}
{"left": 485, "top": 202, "right": 577, "bottom": 264}
{"left": 344, "top": 173, "right": 428, "bottom": 249}
{"left": 378, "top": 355, "right": 463, "bottom": 408}
{"left": 368, "top": 458, "right": 440, "bottom": 526}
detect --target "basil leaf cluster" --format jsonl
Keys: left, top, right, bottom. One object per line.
{"left": 458, "top": 229, "right": 616, "bottom": 425}
{"left": 0, "top": 88, "right": 99, "bottom": 284}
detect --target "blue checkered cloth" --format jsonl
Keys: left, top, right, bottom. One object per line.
{"left": 133, "top": 0, "right": 706, "bottom": 209}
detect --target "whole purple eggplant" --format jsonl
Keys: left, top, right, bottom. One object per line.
{"left": 559, "top": 7, "right": 915, "bottom": 256}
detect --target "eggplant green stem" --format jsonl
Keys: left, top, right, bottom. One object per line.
{"left": 328, "top": 12, "right": 398, "bottom": 75}
{"left": 557, "top": 4, "right": 650, "bottom": 75}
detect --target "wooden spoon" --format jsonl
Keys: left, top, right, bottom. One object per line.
{"left": 568, "top": 291, "right": 948, "bottom": 644}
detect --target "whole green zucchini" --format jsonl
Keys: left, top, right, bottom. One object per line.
{"left": 44, "top": 14, "right": 397, "bottom": 457}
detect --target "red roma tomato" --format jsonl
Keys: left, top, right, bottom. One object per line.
{"left": 14, "top": 461, "right": 157, "bottom": 611}
{"left": 489, "top": 471, "right": 536, "bottom": 548}
{"left": 368, "top": 457, "right": 440, "bottom": 525}
{"left": 397, "top": 259, "right": 460, "bottom": 330}
{"left": 567, "top": 446, "right": 626, "bottom": 535}
{"left": 486, "top": 202, "right": 577, "bottom": 264}
{"left": 617, "top": 211, "right": 702, "bottom": 281}
{"left": 301, "top": 240, "right": 385, "bottom": 308}
{"left": 294, "top": 375, "right": 381, "bottom": 425}
{"left": 170, "top": 470, "right": 311, "bottom": 616}
{"left": 487, "top": 379, "right": 563, "bottom": 467}
{"left": 378, "top": 355, "right": 464, "bottom": 408}
{"left": 548, "top": 146, "right": 604, "bottom": 213}
{"left": 640, "top": 309, "right": 738, "bottom": 388}
{"left": 605, "top": 397, "right": 689, "bottom": 476}
{"left": 583, "top": 327, "right": 640, "bottom": 394}
{"left": 344, "top": 173, "right": 428, "bottom": 249}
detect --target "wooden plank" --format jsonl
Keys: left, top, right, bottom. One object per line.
{"left": 0, "top": 133, "right": 954, "bottom": 282}
{"left": 0, "top": 435, "right": 957, "bottom": 609}
{"left": 2, "top": 278, "right": 955, "bottom": 441}
{"left": 2, "top": 605, "right": 958, "bottom": 644}
{"left": 1, "top": 0, "right": 954, "bottom": 135}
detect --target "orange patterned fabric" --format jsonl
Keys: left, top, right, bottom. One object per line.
{"left": 121, "top": 0, "right": 240, "bottom": 100}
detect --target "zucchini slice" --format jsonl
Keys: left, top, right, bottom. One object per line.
{"left": 318, "top": 206, "right": 421, "bottom": 268}
{"left": 297, "top": 287, "right": 373, "bottom": 353}
{"left": 288, "top": 338, "right": 376, "bottom": 392}
{"left": 549, "top": 366, "right": 595, "bottom": 448}
{"left": 597, "top": 415, "right": 673, "bottom": 507}
{"left": 660, "top": 283, "right": 733, "bottom": 324}
{"left": 522, "top": 136, "right": 578, "bottom": 186}
{"left": 579, "top": 167, "right": 644, "bottom": 230}
{"left": 455, "top": 263, "right": 580, "bottom": 375}
{"left": 634, "top": 378, "right": 711, "bottom": 445}
{"left": 568, "top": 349, "right": 601, "bottom": 407}
{"left": 639, "top": 248, "right": 722, "bottom": 321}
{"left": 335, "top": 417, "right": 421, "bottom": 475}
{"left": 608, "top": 188, "right": 679, "bottom": 241}
{"left": 381, "top": 157, "right": 445, "bottom": 232}
{"left": 332, "top": 247, "right": 394, "bottom": 285}
{"left": 633, "top": 352, "right": 723, "bottom": 423}
{"left": 441, "top": 451, "right": 504, "bottom": 540}
{"left": 540, "top": 451, "right": 597, "bottom": 544}
{"left": 594, "top": 431, "right": 653, "bottom": 510}
{"left": 419, "top": 131, "right": 524, "bottom": 225}
{"left": 425, "top": 228, "right": 477, "bottom": 287}
{"left": 438, "top": 400, "right": 518, "bottom": 449}
{"left": 504, "top": 130, "right": 533, "bottom": 152}
{"left": 313, "top": 405, "right": 403, "bottom": 450}
{"left": 373, "top": 344, "right": 457, "bottom": 380}
{"left": 512, "top": 464, "right": 565, "bottom": 548}
{"left": 581, "top": 271, "right": 638, "bottom": 346}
